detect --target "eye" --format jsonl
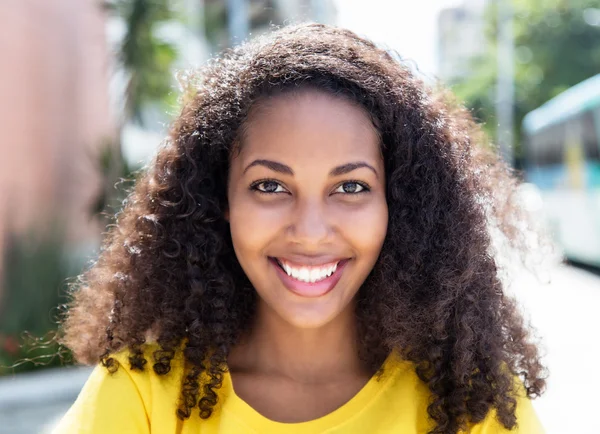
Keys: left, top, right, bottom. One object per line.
{"left": 333, "top": 181, "right": 370, "bottom": 194}
{"left": 250, "top": 179, "right": 288, "bottom": 194}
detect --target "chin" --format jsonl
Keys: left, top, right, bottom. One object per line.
{"left": 283, "top": 312, "right": 337, "bottom": 329}
{"left": 267, "top": 295, "right": 354, "bottom": 330}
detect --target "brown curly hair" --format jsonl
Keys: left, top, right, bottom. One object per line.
{"left": 61, "top": 23, "right": 546, "bottom": 434}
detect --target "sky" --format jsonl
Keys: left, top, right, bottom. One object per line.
{"left": 332, "top": 0, "right": 462, "bottom": 81}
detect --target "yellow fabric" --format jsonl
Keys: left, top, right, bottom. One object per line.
{"left": 54, "top": 347, "right": 544, "bottom": 434}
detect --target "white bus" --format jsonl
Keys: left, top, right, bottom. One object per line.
{"left": 522, "top": 74, "right": 600, "bottom": 267}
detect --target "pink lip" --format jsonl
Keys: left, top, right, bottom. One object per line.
{"left": 269, "top": 257, "right": 350, "bottom": 298}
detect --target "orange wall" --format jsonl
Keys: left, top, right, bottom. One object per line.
{"left": 0, "top": 0, "right": 114, "bottom": 256}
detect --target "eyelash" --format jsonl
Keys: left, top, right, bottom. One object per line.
{"left": 250, "top": 179, "right": 285, "bottom": 194}
{"left": 249, "top": 178, "right": 371, "bottom": 195}
{"left": 335, "top": 179, "right": 371, "bottom": 195}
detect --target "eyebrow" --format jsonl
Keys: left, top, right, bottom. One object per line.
{"left": 243, "top": 159, "right": 294, "bottom": 176}
{"left": 330, "top": 162, "right": 378, "bottom": 178}
{"left": 243, "top": 159, "right": 379, "bottom": 178}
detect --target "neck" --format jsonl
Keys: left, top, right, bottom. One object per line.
{"left": 229, "top": 300, "right": 365, "bottom": 383}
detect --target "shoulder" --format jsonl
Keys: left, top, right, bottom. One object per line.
{"left": 469, "top": 386, "right": 545, "bottom": 434}
{"left": 106, "top": 343, "right": 188, "bottom": 403}
{"left": 383, "top": 355, "right": 544, "bottom": 433}
{"left": 52, "top": 343, "right": 188, "bottom": 434}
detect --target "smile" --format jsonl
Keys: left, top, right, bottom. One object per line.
{"left": 275, "top": 258, "right": 339, "bottom": 283}
{"left": 268, "top": 257, "right": 350, "bottom": 297}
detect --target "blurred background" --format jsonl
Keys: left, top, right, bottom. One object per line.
{"left": 0, "top": 0, "right": 598, "bottom": 433}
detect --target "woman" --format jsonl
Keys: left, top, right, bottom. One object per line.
{"left": 55, "top": 23, "right": 546, "bottom": 434}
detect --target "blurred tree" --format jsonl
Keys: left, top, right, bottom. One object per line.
{"left": 96, "top": 0, "right": 179, "bottom": 221}
{"left": 451, "top": 0, "right": 600, "bottom": 165}
{"left": 105, "top": 0, "right": 178, "bottom": 122}
{"left": 0, "top": 1, "right": 181, "bottom": 374}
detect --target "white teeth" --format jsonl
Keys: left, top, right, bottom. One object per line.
{"left": 299, "top": 268, "right": 310, "bottom": 281}
{"left": 309, "top": 268, "right": 320, "bottom": 283}
{"left": 278, "top": 259, "right": 341, "bottom": 283}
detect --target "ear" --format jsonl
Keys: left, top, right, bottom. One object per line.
{"left": 223, "top": 206, "right": 230, "bottom": 222}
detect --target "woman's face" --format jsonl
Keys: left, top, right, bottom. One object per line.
{"left": 227, "top": 89, "right": 388, "bottom": 329}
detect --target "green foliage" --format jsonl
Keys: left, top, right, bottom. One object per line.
{"left": 0, "top": 1, "right": 184, "bottom": 376}
{"left": 451, "top": 0, "right": 600, "bottom": 160}
{"left": 0, "top": 226, "right": 77, "bottom": 375}
{"left": 93, "top": 0, "right": 181, "bottom": 221}
{"left": 104, "top": 0, "right": 179, "bottom": 124}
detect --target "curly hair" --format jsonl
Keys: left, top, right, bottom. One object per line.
{"left": 61, "top": 23, "right": 546, "bottom": 434}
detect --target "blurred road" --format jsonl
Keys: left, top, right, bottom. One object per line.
{"left": 512, "top": 263, "right": 600, "bottom": 434}
{"left": 0, "top": 365, "right": 92, "bottom": 434}
{"left": 0, "top": 263, "right": 597, "bottom": 434}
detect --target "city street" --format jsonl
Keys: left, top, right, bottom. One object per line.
{"left": 0, "top": 262, "right": 597, "bottom": 434}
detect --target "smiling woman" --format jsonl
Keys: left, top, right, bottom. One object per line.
{"left": 226, "top": 89, "right": 387, "bottom": 329}
{"left": 55, "top": 24, "right": 546, "bottom": 434}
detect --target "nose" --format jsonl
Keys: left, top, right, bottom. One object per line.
{"left": 288, "top": 198, "right": 331, "bottom": 246}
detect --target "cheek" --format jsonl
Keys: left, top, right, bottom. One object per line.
{"left": 228, "top": 195, "right": 283, "bottom": 255}
{"left": 338, "top": 199, "right": 388, "bottom": 255}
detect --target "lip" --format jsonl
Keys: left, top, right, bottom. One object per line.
{"left": 269, "top": 257, "right": 350, "bottom": 298}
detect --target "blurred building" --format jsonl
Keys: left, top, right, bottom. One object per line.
{"left": 0, "top": 0, "right": 114, "bottom": 286}
{"left": 437, "top": 0, "right": 489, "bottom": 82}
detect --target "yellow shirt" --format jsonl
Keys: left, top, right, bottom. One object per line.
{"left": 54, "top": 347, "right": 544, "bottom": 433}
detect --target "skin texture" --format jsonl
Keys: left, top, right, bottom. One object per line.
{"left": 60, "top": 24, "right": 547, "bottom": 434}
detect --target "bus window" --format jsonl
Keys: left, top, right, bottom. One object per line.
{"left": 582, "top": 110, "right": 600, "bottom": 161}
{"left": 534, "top": 122, "right": 565, "bottom": 167}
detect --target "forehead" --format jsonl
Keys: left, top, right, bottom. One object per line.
{"left": 237, "top": 89, "right": 382, "bottom": 164}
